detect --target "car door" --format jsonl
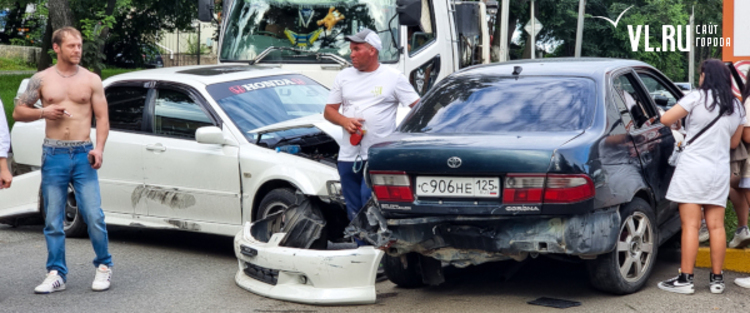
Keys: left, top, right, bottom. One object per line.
{"left": 612, "top": 70, "right": 676, "bottom": 225}
{"left": 97, "top": 83, "right": 151, "bottom": 215}
{"left": 140, "top": 83, "right": 241, "bottom": 225}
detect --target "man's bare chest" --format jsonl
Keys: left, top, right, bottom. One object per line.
{"left": 41, "top": 78, "right": 91, "bottom": 105}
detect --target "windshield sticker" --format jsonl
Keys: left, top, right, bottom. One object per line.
{"left": 298, "top": 8, "right": 315, "bottom": 28}
{"left": 229, "top": 78, "right": 305, "bottom": 94}
{"left": 284, "top": 28, "right": 323, "bottom": 47}
{"left": 317, "top": 7, "right": 345, "bottom": 31}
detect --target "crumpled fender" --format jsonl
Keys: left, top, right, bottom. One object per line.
{"left": 240, "top": 150, "right": 339, "bottom": 197}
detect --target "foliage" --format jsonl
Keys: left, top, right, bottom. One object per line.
{"left": 186, "top": 34, "right": 211, "bottom": 55}
{"left": 78, "top": 11, "right": 115, "bottom": 74}
{"left": 9, "top": 38, "right": 26, "bottom": 46}
{"left": 507, "top": 0, "right": 708, "bottom": 81}
{"left": 0, "top": 0, "right": 45, "bottom": 46}
{"left": 0, "top": 57, "right": 35, "bottom": 70}
{"left": 103, "top": 0, "right": 199, "bottom": 68}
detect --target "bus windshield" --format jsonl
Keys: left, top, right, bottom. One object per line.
{"left": 220, "top": 0, "right": 400, "bottom": 63}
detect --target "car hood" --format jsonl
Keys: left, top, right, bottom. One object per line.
{"left": 249, "top": 114, "right": 344, "bottom": 146}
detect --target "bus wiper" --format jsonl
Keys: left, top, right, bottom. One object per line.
{"left": 251, "top": 46, "right": 351, "bottom": 67}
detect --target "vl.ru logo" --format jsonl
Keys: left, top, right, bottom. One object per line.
{"left": 592, "top": 6, "right": 730, "bottom": 52}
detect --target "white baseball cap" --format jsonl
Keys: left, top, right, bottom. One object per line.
{"left": 345, "top": 28, "right": 382, "bottom": 51}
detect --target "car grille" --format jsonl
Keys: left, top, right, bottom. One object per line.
{"left": 243, "top": 262, "right": 279, "bottom": 286}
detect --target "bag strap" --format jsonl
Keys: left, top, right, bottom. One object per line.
{"left": 685, "top": 107, "right": 726, "bottom": 146}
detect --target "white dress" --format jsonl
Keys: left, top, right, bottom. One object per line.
{"left": 666, "top": 90, "right": 746, "bottom": 207}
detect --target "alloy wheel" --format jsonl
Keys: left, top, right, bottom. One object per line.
{"left": 616, "top": 212, "right": 654, "bottom": 283}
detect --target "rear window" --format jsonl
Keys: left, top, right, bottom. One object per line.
{"left": 400, "top": 76, "right": 596, "bottom": 133}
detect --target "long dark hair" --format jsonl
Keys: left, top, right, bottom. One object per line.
{"left": 743, "top": 67, "right": 750, "bottom": 104}
{"left": 699, "top": 59, "right": 737, "bottom": 115}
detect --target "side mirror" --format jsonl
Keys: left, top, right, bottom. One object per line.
{"left": 198, "top": 0, "right": 214, "bottom": 23}
{"left": 654, "top": 95, "right": 669, "bottom": 107}
{"left": 397, "top": 0, "right": 421, "bottom": 27}
{"left": 196, "top": 126, "right": 228, "bottom": 145}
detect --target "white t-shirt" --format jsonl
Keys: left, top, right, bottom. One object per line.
{"left": 327, "top": 65, "right": 420, "bottom": 161}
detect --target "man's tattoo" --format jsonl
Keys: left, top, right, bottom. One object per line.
{"left": 16, "top": 75, "right": 41, "bottom": 107}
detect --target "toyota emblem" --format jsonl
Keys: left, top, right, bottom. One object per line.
{"left": 447, "top": 157, "right": 462, "bottom": 168}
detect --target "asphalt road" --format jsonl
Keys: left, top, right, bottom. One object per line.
{"left": 1, "top": 224, "right": 749, "bottom": 313}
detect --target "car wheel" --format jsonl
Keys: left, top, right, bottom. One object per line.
{"left": 384, "top": 253, "right": 425, "bottom": 288}
{"left": 257, "top": 188, "right": 328, "bottom": 249}
{"left": 586, "top": 197, "right": 658, "bottom": 294}
{"left": 39, "top": 184, "right": 88, "bottom": 238}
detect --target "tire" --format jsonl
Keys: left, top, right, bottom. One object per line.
{"left": 586, "top": 197, "right": 658, "bottom": 294}
{"left": 257, "top": 188, "right": 327, "bottom": 250}
{"left": 384, "top": 253, "right": 425, "bottom": 288}
{"left": 256, "top": 188, "right": 297, "bottom": 221}
{"left": 39, "top": 184, "right": 88, "bottom": 238}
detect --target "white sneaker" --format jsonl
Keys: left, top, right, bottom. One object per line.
{"left": 735, "top": 277, "right": 750, "bottom": 289}
{"left": 728, "top": 226, "right": 750, "bottom": 248}
{"left": 92, "top": 264, "right": 112, "bottom": 291}
{"left": 34, "top": 270, "right": 66, "bottom": 294}
{"left": 710, "top": 272, "right": 725, "bottom": 294}
{"left": 698, "top": 221, "right": 709, "bottom": 243}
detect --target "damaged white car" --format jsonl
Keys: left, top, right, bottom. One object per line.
{"left": 2, "top": 65, "right": 352, "bottom": 238}
{"left": 2, "top": 65, "right": 389, "bottom": 305}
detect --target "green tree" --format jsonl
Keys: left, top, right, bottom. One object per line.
{"left": 518, "top": 0, "right": 691, "bottom": 81}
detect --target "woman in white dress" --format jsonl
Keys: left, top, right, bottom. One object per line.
{"left": 658, "top": 59, "right": 745, "bottom": 294}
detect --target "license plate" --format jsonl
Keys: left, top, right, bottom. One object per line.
{"left": 415, "top": 176, "right": 500, "bottom": 198}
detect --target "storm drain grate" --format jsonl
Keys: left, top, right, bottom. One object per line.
{"left": 243, "top": 262, "right": 279, "bottom": 286}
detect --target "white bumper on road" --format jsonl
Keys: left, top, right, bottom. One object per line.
{"left": 234, "top": 222, "right": 384, "bottom": 305}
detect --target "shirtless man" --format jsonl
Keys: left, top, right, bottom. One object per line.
{"left": 13, "top": 27, "right": 113, "bottom": 294}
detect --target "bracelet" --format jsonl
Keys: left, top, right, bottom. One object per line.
{"left": 40, "top": 108, "right": 44, "bottom": 119}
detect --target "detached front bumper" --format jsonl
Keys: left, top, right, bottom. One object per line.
{"left": 234, "top": 222, "right": 384, "bottom": 305}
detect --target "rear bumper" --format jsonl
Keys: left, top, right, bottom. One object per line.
{"left": 234, "top": 222, "right": 383, "bottom": 305}
{"left": 346, "top": 201, "right": 620, "bottom": 266}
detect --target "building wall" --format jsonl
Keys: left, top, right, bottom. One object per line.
{"left": 0, "top": 44, "right": 41, "bottom": 64}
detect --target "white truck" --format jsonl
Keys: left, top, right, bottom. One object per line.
{"left": 199, "top": 0, "right": 495, "bottom": 92}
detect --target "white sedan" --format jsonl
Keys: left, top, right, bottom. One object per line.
{"left": 1, "top": 65, "right": 386, "bottom": 304}
{"left": 1, "top": 65, "right": 348, "bottom": 237}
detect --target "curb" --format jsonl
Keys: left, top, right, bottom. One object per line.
{"left": 695, "top": 247, "right": 750, "bottom": 273}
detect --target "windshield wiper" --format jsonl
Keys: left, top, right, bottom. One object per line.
{"left": 251, "top": 46, "right": 351, "bottom": 67}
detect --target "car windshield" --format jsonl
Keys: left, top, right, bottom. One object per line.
{"left": 400, "top": 76, "right": 596, "bottom": 133}
{"left": 206, "top": 74, "right": 328, "bottom": 141}
{"left": 220, "top": 0, "right": 399, "bottom": 63}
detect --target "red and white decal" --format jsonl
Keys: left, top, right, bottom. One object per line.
{"left": 229, "top": 85, "right": 246, "bottom": 94}
{"left": 239, "top": 79, "right": 299, "bottom": 92}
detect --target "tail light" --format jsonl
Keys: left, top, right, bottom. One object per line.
{"left": 503, "top": 174, "right": 545, "bottom": 203}
{"left": 370, "top": 171, "right": 414, "bottom": 202}
{"left": 503, "top": 174, "right": 594, "bottom": 204}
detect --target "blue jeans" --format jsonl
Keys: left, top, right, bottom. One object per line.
{"left": 337, "top": 161, "right": 372, "bottom": 221}
{"left": 41, "top": 144, "right": 112, "bottom": 281}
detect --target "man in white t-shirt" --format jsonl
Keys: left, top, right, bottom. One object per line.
{"left": 324, "top": 28, "right": 420, "bottom": 223}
